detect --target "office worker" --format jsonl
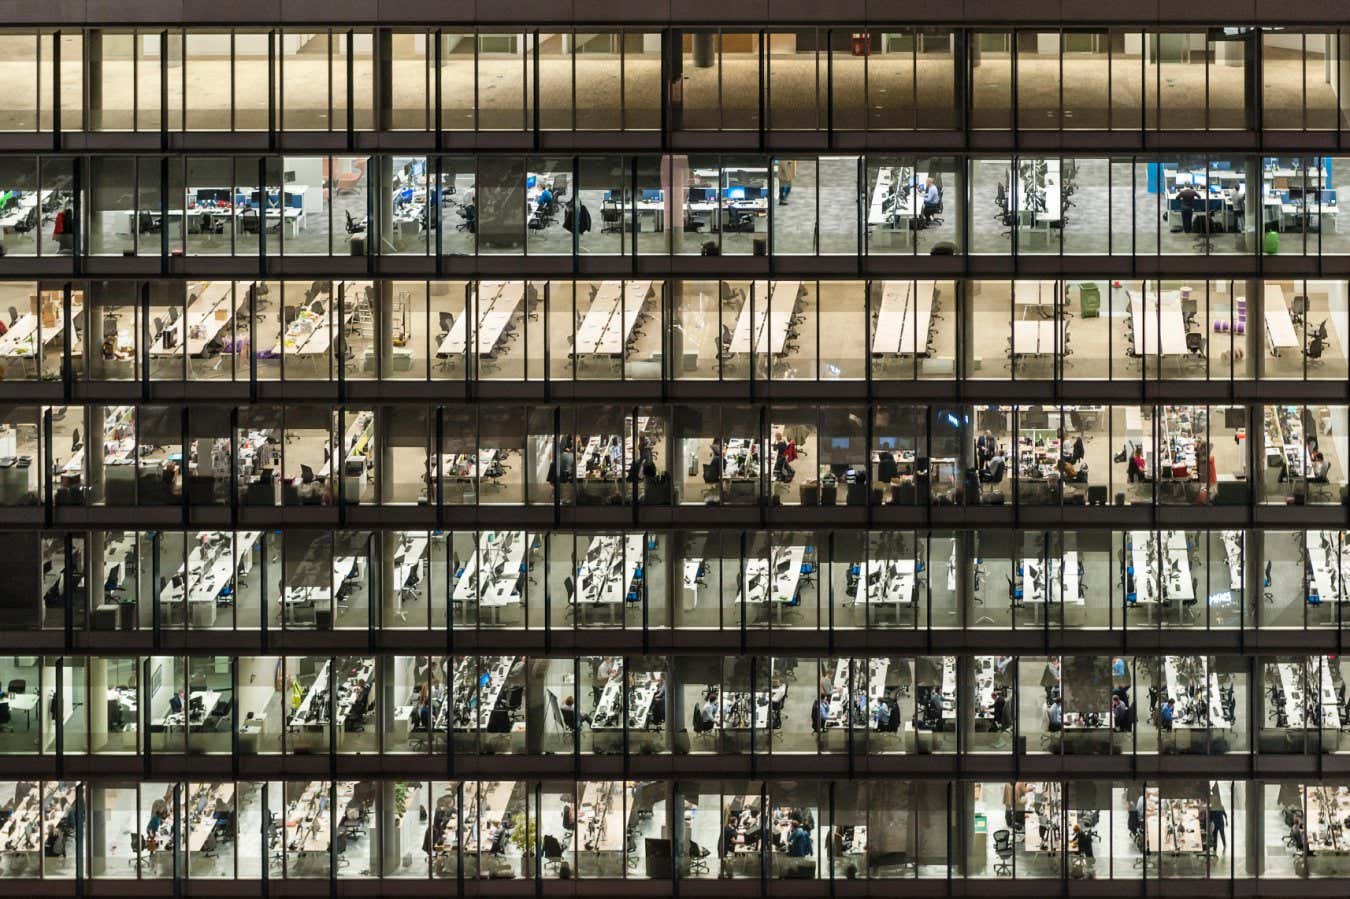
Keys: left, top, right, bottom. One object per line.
{"left": 776, "top": 160, "right": 797, "bottom": 205}
{"left": 1176, "top": 184, "right": 1201, "bottom": 233}
{"left": 1112, "top": 695, "right": 1131, "bottom": 733}
{"left": 560, "top": 695, "right": 578, "bottom": 731}
{"left": 1047, "top": 698, "right": 1063, "bottom": 733}
{"left": 145, "top": 808, "right": 164, "bottom": 839}
{"left": 1159, "top": 698, "right": 1176, "bottom": 731}
{"left": 535, "top": 182, "right": 554, "bottom": 212}
{"left": 1070, "top": 436, "right": 1085, "bottom": 464}
{"left": 787, "top": 818, "right": 812, "bottom": 857}
{"left": 720, "top": 814, "right": 740, "bottom": 858}
{"left": 922, "top": 177, "right": 941, "bottom": 221}
{"left": 1127, "top": 446, "right": 1147, "bottom": 483}
{"left": 1310, "top": 451, "right": 1331, "bottom": 483}
{"left": 169, "top": 688, "right": 186, "bottom": 716}
{"left": 1233, "top": 183, "right": 1246, "bottom": 233}
{"left": 976, "top": 430, "right": 996, "bottom": 466}
{"left": 992, "top": 692, "right": 1008, "bottom": 731}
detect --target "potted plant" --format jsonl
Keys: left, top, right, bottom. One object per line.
{"left": 509, "top": 818, "right": 537, "bottom": 878}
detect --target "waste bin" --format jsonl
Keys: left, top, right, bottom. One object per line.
{"left": 1079, "top": 281, "right": 1101, "bottom": 318}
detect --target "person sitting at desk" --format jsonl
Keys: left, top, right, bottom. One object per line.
{"left": 560, "top": 695, "right": 578, "bottom": 731}
{"left": 1047, "top": 698, "right": 1063, "bottom": 732}
{"left": 1290, "top": 811, "right": 1310, "bottom": 855}
{"left": 1159, "top": 698, "right": 1176, "bottom": 731}
{"left": 168, "top": 688, "right": 186, "bottom": 716}
{"left": 922, "top": 177, "right": 941, "bottom": 224}
{"left": 43, "top": 825, "right": 64, "bottom": 857}
{"left": 535, "top": 183, "right": 554, "bottom": 212}
{"left": 1176, "top": 184, "right": 1201, "bottom": 233}
{"left": 1310, "top": 451, "right": 1332, "bottom": 483}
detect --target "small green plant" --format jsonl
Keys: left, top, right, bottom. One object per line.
{"left": 393, "top": 782, "right": 409, "bottom": 817}
{"left": 509, "top": 817, "right": 537, "bottom": 856}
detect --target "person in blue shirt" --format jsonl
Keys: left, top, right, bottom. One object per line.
{"left": 786, "top": 819, "right": 813, "bottom": 857}
{"left": 536, "top": 184, "right": 554, "bottom": 211}
{"left": 1159, "top": 698, "right": 1176, "bottom": 730}
{"left": 922, "top": 177, "right": 942, "bottom": 222}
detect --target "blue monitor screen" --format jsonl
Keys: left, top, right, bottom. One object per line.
{"left": 724, "top": 187, "right": 747, "bottom": 201}
{"left": 877, "top": 437, "right": 897, "bottom": 450}
{"left": 526, "top": 175, "right": 537, "bottom": 189}
{"left": 831, "top": 438, "right": 851, "bottom": 451}
{"left": 642, "top": 189, "right": 663, "bottom": 202}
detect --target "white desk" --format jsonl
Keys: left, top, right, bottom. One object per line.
{"left": 1305, "top": 531, "right": 1349, "bottom": 604}
{"left": 1263, "top": 283, "right": 1302, "bottom": 352}
{"left": 0, "top": 300, "right": 82, "bottom": 359}
{"left": 729, "top": 281, "right": 801, "bottom": 354}
{"left": 871, "top": 279, "right": 936, "bottom": 355}
{"left": 574, "top": 281, "right": 653, "bottom": 356}
{"left": 1128, "top": 530, "right": 1193, "bottom": 604}
{"left": 575, "top": 534, "right": 646, "bottom": 606}
{"left": 153, "top": 282, "right": 245, "bottom": 357}
{"left": 318, "top": 410, "right": 374, "bottom": 479}
{"left": 1011, "top": 319, "right": 1063, "bottom": 357}
{"left": 1163, "top": 656, "right": 1232, "bottom": 729}
{"left": 453, "top": 531, "right": 527, "bottom": 607}
{"left": 1019, "top": 552, "right": 1083, "bottom": 605}
{"left": 862, "top": 557, "right": 916, "bottom": 606}
{"left": 737, "top": 545, "right": 806, "bottom": 605}
{"left": 159, "top": 531, "right": 261, "bottom": 622}
{"left": 1127, "top": 286, "right": 1189, "bottom": 357}
{"left": 272, "top": 293, "right": 356, "bottom": 357}
{"left": 1013, "top": 280, "right": 1059, "bottom": 311}
{"left": 282, "top": 554, "right": 357, "bottom": 606}
{"left": 438, "top": 281, "right": 525, "bottom": 357}
{"left": 867, "top": 167, "right": 926, "bottom": 227}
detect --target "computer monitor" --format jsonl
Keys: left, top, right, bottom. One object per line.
{"left": 877, "top": 436, "right": 898, "bottom": 450}
{"left": 526, "top": 175, "right": 537, "bottom": 189}
{"left": 724, "top": 186, "right": 747, "bottom": 201}
{"left": 1287, "top": 187, "right": 1305, "bottom": 201}
{"left": 831, "top": 437, "right": 851, "bottom": 451}
{"left": 687, "top": 187, "right": 712, "bottom": 204}
{"left": 641, "top": 189, "right": 663, "bottom": 203}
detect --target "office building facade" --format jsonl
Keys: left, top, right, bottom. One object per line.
{"left": 5, "top": 5, "right": 1350, "bottom": 894}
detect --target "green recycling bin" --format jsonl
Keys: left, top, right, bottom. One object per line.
{"left": 1078, "top": 282, "right": 1101, "bottom": 318}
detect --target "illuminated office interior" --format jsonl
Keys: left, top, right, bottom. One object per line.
{"left": 2, "top": 9, "right": 1350, "bottom": 895}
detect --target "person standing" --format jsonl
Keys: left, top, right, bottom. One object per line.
{"left": 1176, "top": 184, "right": 1201, "bottom": 234}
{"left": 776, "top": 160, "right": 797, "bottom": 206}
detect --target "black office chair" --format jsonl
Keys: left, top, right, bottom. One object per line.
{"left": 12, "top": 207, "right": 37, "bottom": 234}
{"left": 300, "top": 464, "right": 315, "bottom": 484}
